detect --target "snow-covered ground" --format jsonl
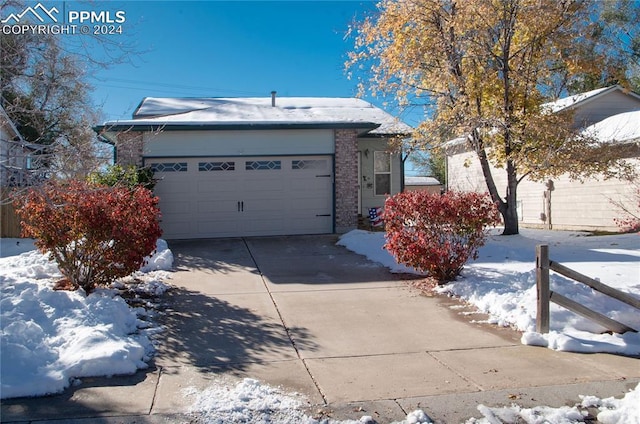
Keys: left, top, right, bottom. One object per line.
{"left": 0, "top": 238, "right": 173, "bottom": 399}
{"left": 1, "top": 231, "right": 638, "bottom": 423}
{"left": 183, "top": 377, "right": 640, "bottom": 424}
{"left": 338, "top": 228, "right": 640, "bottom": 356}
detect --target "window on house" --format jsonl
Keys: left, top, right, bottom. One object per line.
{"left": 374, "top": 151, "right": 391, "bottom": 196}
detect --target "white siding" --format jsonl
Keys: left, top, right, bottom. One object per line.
{"left": 143, "top": 129, "right": 335, "bottom": 157}
{"left": 573, "top": 91, "right": 640, "bottom": 127}
{"left": 447, "top": 150, "right": 640, "bottom": 232}
{"left": 446, "top": 150, "right": 487, "bottom": 193}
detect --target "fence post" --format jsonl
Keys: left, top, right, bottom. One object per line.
{"left": 536, "top": 244, "right": 550, "bottom": 333}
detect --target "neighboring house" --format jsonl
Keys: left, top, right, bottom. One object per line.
{"left": 1, "top": 105, "right": 34, "bottom": 237}
{"left": 1, "top": 105, "right": 31, "bottom": 188}
{"left": 446, "top": 85, "right": 640, "bottom": 232}
{"left": 404, "top": 176, "right": 443, "bottom": 194}
{"left": 96, "top": 94, "right": 412, "bottom": 239}
{"left": 0, "top": 105, "right": 49, "bottom": 190}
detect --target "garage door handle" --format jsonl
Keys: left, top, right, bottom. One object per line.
{"left": 316, "top": 214, "right": 331, "bottom": 217}
{"left": 316, "top": 174, "right": 331, "bottom": 178}
{"left": 241, "top": 201, "right": 244, "bottom": 212}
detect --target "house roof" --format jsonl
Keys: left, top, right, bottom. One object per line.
{"left": 543, "top": 85, "right": 640, "bottom": 113}
{"left": 443, "top": 86, "right": 640, "bottom": 151}
{"left": 405, "top": 176, "right": 442, "bottom": 186}
{"left": 97, "top": 97, "right": 413, "bottom": 137}
{"left": 581, "top": 110, "right": 640, "bottom": 143}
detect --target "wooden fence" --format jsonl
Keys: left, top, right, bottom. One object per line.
{"left": 536, "top": 244, "right": 640, "bottom": 334}
{"left": 1, "top": 190, "right": 22, "bottom": 238}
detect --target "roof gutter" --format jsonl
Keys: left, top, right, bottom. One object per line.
{"left": 93, "top": 122, "right": 384, "bottom": 139}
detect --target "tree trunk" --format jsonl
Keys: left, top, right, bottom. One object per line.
{"left": 502, "top": 159, "right": 519, "bottom": 235}
{"left": 474, "top": 140, "right": 519, "bottom": 235}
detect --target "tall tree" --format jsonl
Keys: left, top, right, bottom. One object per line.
{"left": 348, "top": 0, "right": 636, "bottom": 234}
{"left": 0, "top": 1, "right": 138, "bottom": 182}
{"left": 564, "top": 0, "right": 640, "bottom": 93}
{"left": 1, "top": 32, "right": 107, "bottom": 180}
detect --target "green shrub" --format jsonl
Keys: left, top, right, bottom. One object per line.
{"left": 88, "top": 165, "right": 155, "bottom": 191}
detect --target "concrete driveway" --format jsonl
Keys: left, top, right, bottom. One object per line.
{"left": 2, "top": 235, "right": 638, "bottom": 424}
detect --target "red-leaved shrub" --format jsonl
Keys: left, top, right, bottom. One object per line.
{"left": 15, "top": 180, "right": 163, "bottom": 293}
{"left": 383, "top": 190, "right": 501, "bottom": 282}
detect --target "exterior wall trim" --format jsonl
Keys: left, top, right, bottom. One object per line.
{"left": 334, "top": 129, "right": 359, "bottom": 233}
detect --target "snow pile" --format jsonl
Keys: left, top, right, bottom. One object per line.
{"left": 338, "top": 229, "right": 640, "bottom": 355}
{"left": 140, "top": 238, "right": 174, "bottom": 272}
{"left": 581, "top": 383, "right": 640, "bottom": 424}
{"left": 0, "top": 239, "right": 173, "bottom": 399}
{"left": 185, "top": 378, "right": 431, "bottom": 424}
{"left": 185, "top": 379, "right": 640, "bottom": 424}
{"left": 468, "top": 383, "right": 640, "bottom": 424}
{"left": 185, "top": 378, "right": 310, "bottom": 423}
{"left": 468, "top": 404, "right": 586, "bottom": 423}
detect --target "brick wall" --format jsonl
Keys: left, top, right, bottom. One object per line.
{"left": 115, "top": 131, "right": 144, "bottom": 166}
{"left": 334, "top": 129, "right": 359, "bottom": 233}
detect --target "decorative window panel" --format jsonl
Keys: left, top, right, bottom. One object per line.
{"left": 199, "top": 161, "right": 235, "bottom": 171}
{"left": 292, "top": 159, "right": 327, "bottom": 170}
{"left": 245, "top": 160, "right": 281, "bottom": 170}
{"left": 374, "top": 151, "right": 391, "bottom": 196}
{"left": 150, "top": 162, "right": 187, "bottom": 172}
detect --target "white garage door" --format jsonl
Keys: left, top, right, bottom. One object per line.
{"left": 148, "top": 156, "right": 333, "bottom": 239}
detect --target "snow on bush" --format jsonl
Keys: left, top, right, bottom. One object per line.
{"left": 0, "top": 240, "right": 173, "bottom": 399}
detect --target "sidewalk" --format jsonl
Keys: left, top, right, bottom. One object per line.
{"left": 2, "top": 235, "right": 638, "bottom": 423}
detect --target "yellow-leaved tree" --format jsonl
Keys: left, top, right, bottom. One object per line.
{"left": 348, "top": 0, "right": 636, "bottom": 234}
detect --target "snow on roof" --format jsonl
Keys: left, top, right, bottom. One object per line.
{"left": 544, "top": 86, "right": 612, "bottom": 112}
{"left": 103, "top": 97, "right": 412, "bottom": 135}
{"left": 542, "top": 85, "right": 640, "bottom": 113}
{"left": 581, "top": 110, "right": 640, "bottom": 143}
{"left": 405, "top": 176, "right": 441, "bottom": 186}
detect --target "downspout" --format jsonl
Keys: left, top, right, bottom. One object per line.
{"left": 97, "top": 133, "right": 117, "bottom": 165}
{"left": 400, "top": 151, "right": 406, "bottom": 192}
{"left": 444, "top": 152, "right": 449, "bottom": 192}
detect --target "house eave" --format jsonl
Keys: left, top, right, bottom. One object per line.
{"left": 359, "top": 131, "right": 412, "bottom": 138}
{"left": 94, "top": 121, "right": 384, "bottom": 143}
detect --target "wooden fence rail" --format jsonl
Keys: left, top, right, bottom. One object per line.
{"left": 536, "top": 244, "right": 639, "bottom": 334}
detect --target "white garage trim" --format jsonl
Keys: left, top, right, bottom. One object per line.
{"left": 146, "top": 155, "right": 334, "bottom": 239}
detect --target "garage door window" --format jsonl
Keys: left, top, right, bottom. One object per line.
{"left": 150, "top": 162, "right": 188, "bottom": 172}
{"left": 246, "top": 160, "right": 281, "bottom": 170}
{"left": 374, "top": 151, "right": 391, "bottom": 196}
{"left": 199, "top": 161, "right": 235, "bottom": 171}
{"left": 292, "top": 159, "right": 327, "bottom": 170}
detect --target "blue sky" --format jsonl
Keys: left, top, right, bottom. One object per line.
{"left": 81, "top": 1, "right": 419, "bottom": 125}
